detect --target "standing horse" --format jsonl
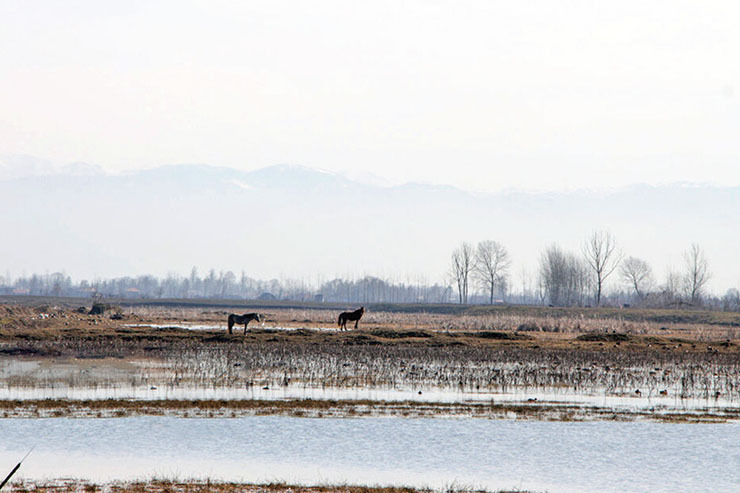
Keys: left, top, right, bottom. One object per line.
{"left": 338, "top": 306, "right": 365, "bottom": 330}
{"left": 227, "top": 313, "right": 261, "bottom": 335}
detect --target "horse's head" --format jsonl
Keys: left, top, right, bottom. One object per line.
{"left": 360, "top": 306, "right": 365, "bottom": 314}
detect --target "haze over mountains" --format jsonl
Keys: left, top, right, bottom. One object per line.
{"left": 2, "top": 155, "right": 739, "bottom": 294}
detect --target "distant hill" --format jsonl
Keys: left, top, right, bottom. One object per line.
{"left": 1, "top": 157, "right": 738, "bottom": 293}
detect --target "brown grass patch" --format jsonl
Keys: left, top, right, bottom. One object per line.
{"left": 6, "top": 480, "right": 506, "bottom": 493}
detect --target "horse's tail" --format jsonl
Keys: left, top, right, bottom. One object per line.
{"left": 337, "top": 314, "right": 343, "bottom": 326}
{"left": 227, "top": 314, "right": 234, "bottom": 334}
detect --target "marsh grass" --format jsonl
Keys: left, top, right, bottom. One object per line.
{"left": 6, "top": 479, "right": 517, "bottom": 493}
{"left": 1, "top": 397, "right": 736, "bottom": 423}
{"left": 3, "top": 304, "right": 740, "bottom": 401}
{"left": 162, "top": 341, "right": 740, "bottom": 400}
{"left": 114, "top": 305, "right": 740, "bottom": 339}
{"left": 4, "top": 302, "right": 740, "bottom": 341}
{"left": 2, "top": 338, "right": 740, "bottom": 402}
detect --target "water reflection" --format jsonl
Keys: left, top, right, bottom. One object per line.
{"left": 1, "top": 382, "right": 736, "bottom": 415}
{"left": 2, "top": 416, "right": 739, "bottom": 493}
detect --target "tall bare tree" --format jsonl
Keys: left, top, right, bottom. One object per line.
{"left": 661, "top": 269, "right": 682, "bottom": 305}
{"left": 474, "top": 240, "right": 511, "bottom": 304}
{"left": 518, "top": 266, "right": 531, "bottom": 304}
{"left": 620, "top": 256, "right": 654, "bottom": 300}
{"left": 683, "top": 243, "right": 711, "bottom": 304}
{"left": 450, "top": 242, "right": 475, "bottom": 304}
{"left": 582, "top": 231, "right": 622, "bottom": 306}
{"left": 539, "top": 245, "right": 591, "bottom": 306}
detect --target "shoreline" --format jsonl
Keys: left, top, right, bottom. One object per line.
{"left": 0, "top": 397, "right": 736, "bottom": 423}
{"left": 4, "top": 479, "right": 517, "bottom": 493}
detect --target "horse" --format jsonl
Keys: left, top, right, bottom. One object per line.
{"left": 338, "top": 306, "right": 365, "bottom": 330}
{"left": 227, "top": 313, "right": 261, "bottom": 335}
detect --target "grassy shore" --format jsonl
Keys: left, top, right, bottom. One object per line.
{"left": 3, "top": 294, "right": 740, "bottom": 329}
{"left": 0, "top": 397, "right": 736, "bottom": 422}
{"left": 3, "top": 300, "right": 740, "bottom": 351}
{"left": 5, "top": 480, "right": 536, "bottom": 493}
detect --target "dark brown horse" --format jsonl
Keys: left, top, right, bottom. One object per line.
{"left": 227, "top": 313, "right": 261, "bottom": 335}
{"left": 338, "top": 306, "right": 365, "bottom": 330}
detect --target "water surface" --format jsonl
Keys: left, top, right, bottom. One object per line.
{"left": 1, "top": 416, "right": 738, "bottom": 493}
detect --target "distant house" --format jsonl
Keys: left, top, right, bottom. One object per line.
{"left": 125, "top": 287, "right": 141, "bottom": 298}
{"left": 314, "top": 294, "right": 325, "bottom": 303}
{"left": 12, "top": 288, "right": 30, "bottom": 295}
{"left": 258, "top": 292, "right": 277, "bottom": 301}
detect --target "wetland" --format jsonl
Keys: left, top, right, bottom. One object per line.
{"left": 2, "top": 298, "right": 740, "bottom": 490}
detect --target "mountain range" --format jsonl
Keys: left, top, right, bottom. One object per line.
{"left": 2, "top": 154, "right": 738, "bottom": 293}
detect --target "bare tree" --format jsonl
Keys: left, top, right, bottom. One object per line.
{"left": 722, "top": 288, "right": 740, "bottom": 312}
{"left": 518, "top": 266, "right": 531, "bottom": 304}
{"left": 540, "top": 246, "right": 567, "bottom": 306}
{"left": 683, "top": 243, "right": 711, "bottom": 304}
{"left": 582, "top": 231, "right": 622, "bottom": 306}
{"left": 450, "top": 242, "right": 475, "bottom": 304}
{"left": 539, "top": 245, "right": 591, "bottom": 306}
{"left": 620, "top": 256, "right": 654, "bottom": 300}
{"left": 474, "top": 240, "right": 511, "bottom": 304}
{"left": 660, "top": 269, "right": 683, "bottom": 305}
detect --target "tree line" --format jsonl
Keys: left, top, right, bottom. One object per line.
{"left": 1, "top": 231, "right": 738, "bottom": 311}
{"left": 449, "top": 231, "right": 737, "bottom": 309}
{"left": 0, "top": 269, "right": 451, "bottom": 305}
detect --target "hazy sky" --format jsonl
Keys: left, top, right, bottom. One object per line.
{"left": 1, "top": 1, "right": 739, "bottom": 191}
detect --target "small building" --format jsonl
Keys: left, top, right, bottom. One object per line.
{"left": 125, "top": 288, "right": 141, "bottom": 298}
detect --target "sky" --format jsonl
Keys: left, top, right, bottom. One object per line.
{"left": 1, "top": 1, "right": 740, "bottom": 192}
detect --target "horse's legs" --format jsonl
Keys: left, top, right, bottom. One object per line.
{"left": 355, "top": 319, "right": 359, "bottom": 329}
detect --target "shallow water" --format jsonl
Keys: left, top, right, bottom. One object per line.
{"left": 1, "top": 381, "right": 735, "bottom": 416}
{"left": 3, "top": 355, "right": 736, "bottom": 416}
{"left": 1, "top": 416, "right": 739, "bottom": 492}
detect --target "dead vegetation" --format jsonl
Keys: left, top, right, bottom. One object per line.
{"left": 5, "top": 480, "right": 516, "bottom": 493}
{"left": 2, "top": 336, "right": 740, "bottom": 401}
{"left": 2, "top": 301, "right": 740, "bottom": 349}
{"left": 1, "top": 397, "right": 737, "bottom": 423}
{"left": 2, "top": 302, "right": 740, "bottom": 403}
